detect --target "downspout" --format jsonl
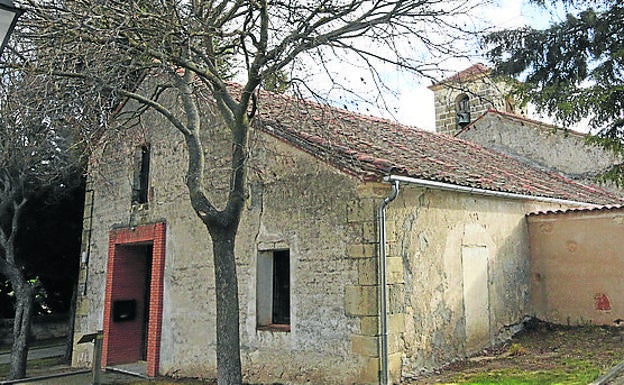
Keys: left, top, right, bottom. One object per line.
{"left": 378, "top": 180, "right": 400, "bottom": 385}
{"left": 375, "top": 173, "right": 593, "bottom": 384}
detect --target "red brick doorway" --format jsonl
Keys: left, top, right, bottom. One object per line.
{"left": 102, "top": 223, "right": 166, "bottom": 377}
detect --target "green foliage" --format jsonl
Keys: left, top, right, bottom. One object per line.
{"left": 263, "top": 71, "right": 290, "bottom": 94}
{"left": 507, "top": 343, "right": 527, "bottom": 357}
{"left": 484, "top": 1, "right": 624, "bottom": 139}
{"left": 453, "top": 362, "right": 600, "bottom": 385}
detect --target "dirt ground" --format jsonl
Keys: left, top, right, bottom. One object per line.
{"left": 4, "top": 321, "right": 624, "bottom": 385}
{"left": 408, "top": 320, "right": 624, "bottom": 384}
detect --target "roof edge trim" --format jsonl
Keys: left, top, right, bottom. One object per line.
{"left": 384, "top": 175, "right": 598, "bottom": 207}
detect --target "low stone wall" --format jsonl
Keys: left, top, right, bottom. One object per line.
{"left": 0, "top": 314, "right": 69, "bottom": 346}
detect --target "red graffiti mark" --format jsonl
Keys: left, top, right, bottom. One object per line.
{"left": 595, "top": 293, "right": 611, "bottom": 311}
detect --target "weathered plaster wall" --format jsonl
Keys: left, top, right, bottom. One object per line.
{"left": 384, "top": 186, "right": 567, "bottom": 378}
{"left": 528, "top": 209, "right": 624, "bottom": 326}
{"left": 459, "top": 113, "right": 621, "bottom": 192}
{"left": 72, "top": 96, "right": 386, "bottom": 384}
{"left": 234, "top": 136, "right": 379, "bottom": 385}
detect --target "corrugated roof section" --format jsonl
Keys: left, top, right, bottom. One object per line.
{"left": 527, "top": 204, "right": 624, "bottom": 217}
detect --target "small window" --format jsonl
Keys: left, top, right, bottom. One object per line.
{"left": 132, "top": 145, "right": 150, "bottom": 205}
{"left": 257, "top": 249, "right": 290, "bottom": 331}
{"left": 456, "top": 94, "right": 471, "bottom": 128}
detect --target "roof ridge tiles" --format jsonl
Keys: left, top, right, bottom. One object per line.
{"left": 225, "top": 82, "right": 622, "bottom": 205}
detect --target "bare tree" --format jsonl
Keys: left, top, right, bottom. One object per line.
{"left": 0, "top": 64, "right": 87, "bottom": 378}
{"left": 13, "top": 1, "right": 488, "bottom": 383}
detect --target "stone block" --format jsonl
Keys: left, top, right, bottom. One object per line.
{"left": 257, "top": 240, "right": 289, "bottom": 251}
{"left": 360, "top": 316, "right": 379, "bottom": 337}
{"left": 388, "top": 332, "right": 403, "bottom": 355}
{"left": 358, "top": 258, "right": 378, "bottom": 285}
{"left": 346, "top": 222, "right": 363, "bottom": 241}
{"left": 347, "top": 243, "right": 377, "bottom": 259}
{"left": 388, "top": 284, "right": 405, "bottom": 313}
{"left": 385, "top": 240, "right": 399, "bottom": 257}
{"left": 387, "top": 313, "right": 405, "bottom": 333}
{"left": 362, "top": 220, "right": 377, "bottom": 243}
{"left": 356, "top": 183, "right": 388, "bottom": 199}
{"left": 384, "top": 222, "right": 398, "bottom": 243}
{"left": 386, "top": 257, "right": 404, "bottom": 284}
{"left": 345, "top": 285, "right": 378, "bottom": 316}
{"left": 388, "top": 352, "right": 403, "bottom": 384}
{"left": 351, "top": 335, "right": 379, "bottom": 357}
{"left": 347, "top": 200, "right": 375, "bottom": 222}
{"left": 358, "top": 356, "right": 380, "bottom": 385}
{"left": 76, "top": 297, "right": 90, "bottom": 316}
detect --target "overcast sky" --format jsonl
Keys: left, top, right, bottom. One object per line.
{"left": 389, "top": 0, "right": 565, "bottom": 131}
{"left": 251, "top": 1, "right": 572, "bottom": 132}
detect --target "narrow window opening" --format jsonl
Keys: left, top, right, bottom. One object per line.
{"left": 257, "top": 249, "right": 291, "bottom": 331}
{"left": 272, "top": 250, "right": 290, "bottom": 325}
{"left": 132, "top": 145, "right": 150, "bottom": 205}
{"left": 456, "top": 94, "right": 471, "bottom": 128}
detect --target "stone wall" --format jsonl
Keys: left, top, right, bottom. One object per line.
{"left": 384, "top": 186, "right": 567, "bottom": 378}
{"left": 72, "top": 94, "right": 386, "bottom": 384}
{"left": 430, "top": 76, "right": 521, "bottom": 136}
{"left": 0, "top": 315, "right": 69, "bottom": 346}
{"left": 458, "top": 112, "right": 622, "bottom": 195}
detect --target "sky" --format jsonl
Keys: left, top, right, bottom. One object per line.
{"left": 340, "top": 0, "right": 570, "bottom": 132}
{"left": 389, "top": 0, "right": 565, "bottom": 131}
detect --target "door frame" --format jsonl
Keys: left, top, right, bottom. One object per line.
{"left": 102, "top": 222, "right": 166, "bottom": 377}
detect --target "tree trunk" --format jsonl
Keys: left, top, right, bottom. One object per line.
{"left": 9, "top": 282, "right": 34, "bottom": 380}
{"left": 211, "top": 230, "right": 242, "bottom": 385}
{"left": 64, "top": 280, "right": 78, "bottom": 363}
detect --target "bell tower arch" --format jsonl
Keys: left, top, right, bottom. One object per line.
{"left": 429, "top": 64, "right": 525, "bottom": 135}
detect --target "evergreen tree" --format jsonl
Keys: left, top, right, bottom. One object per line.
{"left": 485, "top": 1, "right": 623, "bottom": 143}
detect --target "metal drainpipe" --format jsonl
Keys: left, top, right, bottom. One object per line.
{"left": 378, "top": 180, "right": 400, "bottom": 385}
{"left": 374, "top": 173, "right": 592, "bottom": 385}
{"left": 384, "top": 175, "right": 598, "bottom": 207}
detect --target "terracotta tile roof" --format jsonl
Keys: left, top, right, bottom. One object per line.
{"left": 428, "top": 63, "right": 490, "bottom": 89}
{"left": 460, "top": 109, "right": 588, "bottom": 138}
{"left": 247, "top": 87, "right": 622, "bottom": 205}
{"left": 527, "top": 204, "right": 624, "bottom": 217}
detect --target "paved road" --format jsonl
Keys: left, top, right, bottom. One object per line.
{"left": 0, "top": 346, "right": 64, "bottom": 366}
{"left": 1, "top": 345, "right": 140, "bottom": 385}
{"left": 7, "top": 370, "right": 138, "bottom": 385}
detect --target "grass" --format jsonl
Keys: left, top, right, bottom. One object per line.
{"left": 448, "top": 363, "right": 601, "bottom": 385}
{"left": 414, "top": 323, "right": 624, "bottom": 385}
{"left": 1, "top": 324, "right": 622, "bottom": 385}
{"left": 0, "top": 360, "right": 607, "bottom": 385}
